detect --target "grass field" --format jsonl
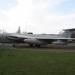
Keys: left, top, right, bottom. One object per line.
{"left": 0, "top": 48, "right": 75, "bottom": 75}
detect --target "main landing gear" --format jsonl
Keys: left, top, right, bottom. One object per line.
{"left": 30, "top": 44, "right": 41, "bottom": 48}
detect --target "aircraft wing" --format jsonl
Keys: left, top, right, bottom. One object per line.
{"left": 6, "top": 33, "right": 75, "bottom": 44}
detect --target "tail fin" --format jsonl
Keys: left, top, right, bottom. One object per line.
{"left": 17, "top": 26, "right": 21, "bottom": 33}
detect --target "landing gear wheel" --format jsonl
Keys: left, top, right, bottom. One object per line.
{"left": 12, "top": 44, "right": 16, "bottom": 47}
{"left": 30, "top": 44, "right": 41, "bottom": 48}
{"left": 35, "top": 45, "right": 41, "bottom": 48}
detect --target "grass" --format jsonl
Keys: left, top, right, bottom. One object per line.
{"left": 0, "top": 48, "right": 75, "bottom": 75}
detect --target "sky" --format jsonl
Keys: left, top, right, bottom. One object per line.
{"left": 0, "top": 0, "right": 75, "bottom": 34}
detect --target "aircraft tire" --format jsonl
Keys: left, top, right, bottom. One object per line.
{"left": 30, "top": 44, "right": 41, "bottom": 48}
{"left": 12, "top": 44, "right": 16, "bottom": 47}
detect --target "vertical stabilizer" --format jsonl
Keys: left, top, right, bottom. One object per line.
{"left": 17, "top": 26, "right": 21, "bottom": 33}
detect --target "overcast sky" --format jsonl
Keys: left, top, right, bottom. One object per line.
{"left": 0, "top": 0, "right": 75, "bottom": 34}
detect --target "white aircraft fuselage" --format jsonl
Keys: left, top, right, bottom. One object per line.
{"left": 0, "top": 28, "right": 75, "bottom": 47}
